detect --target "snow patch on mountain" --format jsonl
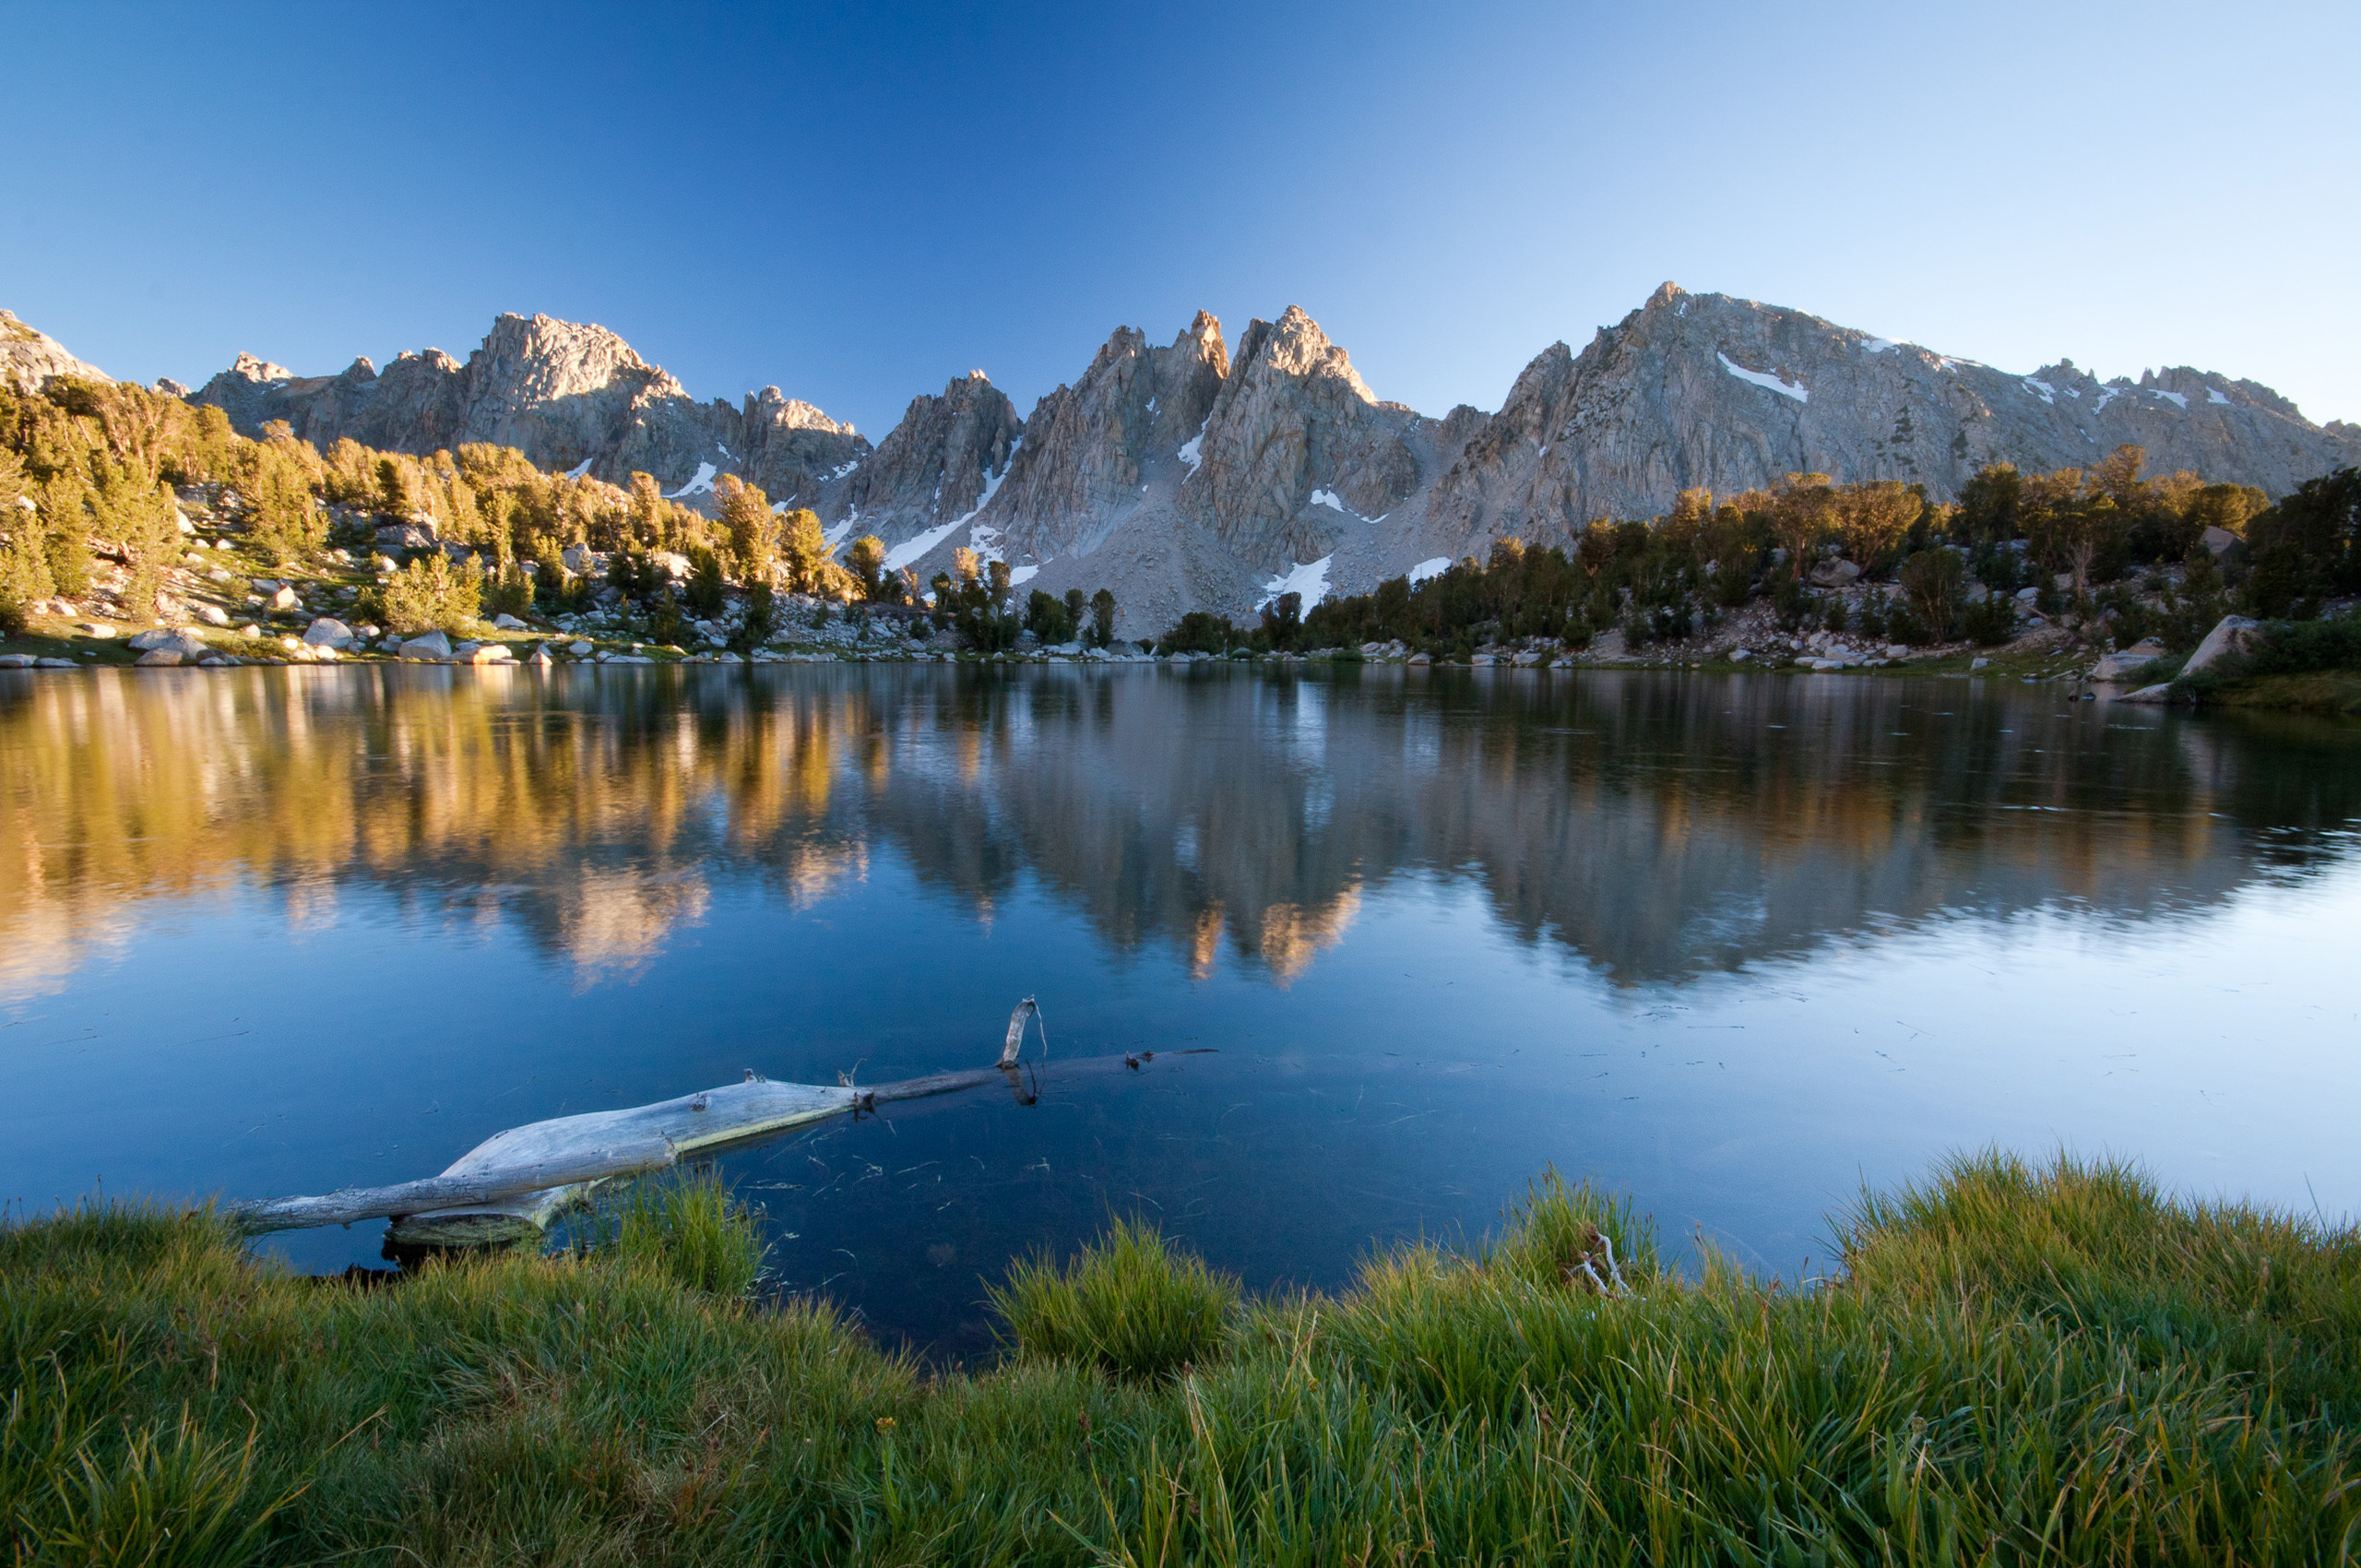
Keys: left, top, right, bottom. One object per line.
{"left": 1257, "top": 555, "right": 1333, "bottom": 610}
{"left": 1717, "top": 353, "right": 1808, "bottom": 403}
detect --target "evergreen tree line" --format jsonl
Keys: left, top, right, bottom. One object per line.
{"left": 1159, "top": 450, "right": 2358, "bottom": 661}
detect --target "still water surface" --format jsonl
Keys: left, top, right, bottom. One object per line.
{"left": 3, "top": 664, "right": 2357, "bottom": 1359}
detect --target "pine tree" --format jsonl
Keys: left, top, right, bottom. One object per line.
{"left": 778, "top": 507, "right": 830, "bottom": 594}
{"left": 1768, "top": 472, "right": 1836, "bottom": 568}
{"left": 248, "top": 440, "right": 326, "bottom": 564}
{"left": 629, "top": 473, "right": 664, "bottom": 549}
{"left": 846, "top": 535, "right": 888, "bottom": 600}
{"left": 717, "top": 475, "right": 777, "bottom": 583}
{"left": 90, "top": 457, "right": 179, "bottom": 620}
{"left": 376, "top": 456, "right": 409, "bottom": 517}
{"left": 1833, "top": 481, "right": 1918, "bottom": 570}
{"left": 2092, "top": 445, "right": 2148, "bottom": 513}
{"left": 0, "top": 453, "right": 51, "bottom": 635}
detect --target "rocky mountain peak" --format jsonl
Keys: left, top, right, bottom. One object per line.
{"left": 1410, "top": 286, "right": 2361, "bottom": 571}
{"left": 471, "top": 313, "right": 684, "bottom": 407}
{"left": 229, "top": 351, "right": 294, "bottom": 384}
{"left": 0, "top": 309, "right": 111, "bottom": 394}
{"left": 840, "top": 371, "right": 1022, "bottom": 541}
{"left": 748, "top": 386, "right": 853, "bottom": 435}
{"left": 187, "top": 312, "right": 866, "bottom": 507}
{"left": 1646, "top": 280, "right": 1685, "bottom": 310}
{"left": 1234, "top": 304, "right": 1375, "bottom": 404}
{"left": 1177, "top": 306, "right": 1427, "bottom": 572}
{"left": 1179, "top": 310, "right": 1230, "bottom": 376}
{"left": 944, "top": 311, "right": 1237, "bottom": 571}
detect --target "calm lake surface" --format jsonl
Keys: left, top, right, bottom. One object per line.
{"left": 5, "top": 663, "right": 2358, "bottom": 1359}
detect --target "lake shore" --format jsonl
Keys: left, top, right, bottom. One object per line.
{"left": 6, "top": 1154, "right": 2355, "bottom": 1563}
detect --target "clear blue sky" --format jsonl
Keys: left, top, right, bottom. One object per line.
{"left": 7, "top": 1, "right": 2355, "bottom": 438}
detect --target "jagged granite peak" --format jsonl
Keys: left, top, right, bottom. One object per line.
{"left": 1418, "top": 282, "right": 2361, "bottom": 560}
{"left": 970, "top": 312, "right": 1231, "bottom": 563}
{"left": 1, "top": 309, "right": 111, "bottom": 393}
{"left": 188, "top": 313, "right": 867, "bottom": 509}
{"left": 836, "top": 370, "right": 1024, "bottom": 563}
{"left": 1176, "top": 304, "right": 1430, "bottom": 572}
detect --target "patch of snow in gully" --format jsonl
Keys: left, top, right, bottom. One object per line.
{"left": 564, "top": 457, "right": 594, "bottom": 479}
{"left": 666, "top": 461, "right": 718, "bottom": 499}
{"left": 1178, "top": 417, "right": 1209, "bottom": 475}
{"left": 1717, "top": 353, "right": 1808, "bottom": 403}
{"left": 1406, "top": 557, "right": 1453, "bottom": 587}
{"left": 884, "top": 451, "right": 1016, "bottom": 575}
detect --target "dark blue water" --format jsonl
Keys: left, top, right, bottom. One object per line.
{"left": 4, "top": 663, "right": 2356, "bottom": 1359}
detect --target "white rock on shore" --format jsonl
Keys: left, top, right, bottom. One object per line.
{"left": 2181, "top": 615, "right": 2260, "bottom": 675}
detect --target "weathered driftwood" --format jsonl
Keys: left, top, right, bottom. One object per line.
{"left": 222, "top": 1001, "right": 1059, "bottom": 1247}
{"left": 384, "top": 1077, "right": 872, "bottom": 1246}
{"left": 224, "top": 1139, "right": 678, "bottom": 1234}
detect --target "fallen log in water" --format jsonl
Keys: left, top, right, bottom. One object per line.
{"left": 229, "top": 999, "right": 1074, "bottom": 1246}
{"left": 224, "top": 1140, "right": 680, "bottom": 1233}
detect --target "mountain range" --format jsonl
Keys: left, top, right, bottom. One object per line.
{"left": 13, "top": 291, "right": 2356, "bottom": 631}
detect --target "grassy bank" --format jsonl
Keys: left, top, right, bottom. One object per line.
{"left": 6, "top": 1156, "right": 2357, "bottom": 1564}
{"left": 2195, "top": 671, "right": 2361, "bottom": 716}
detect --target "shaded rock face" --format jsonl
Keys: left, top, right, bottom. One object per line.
{"left": 1421, "top": 283, "right": 2361, "bottom": 559}
{"left": 1177, "top": 306, "right": 1430, "bottom": 572}
{"left": 190, "top": 314, "right": 870, "bottom": 509}
{"left": 840, "top": 371, "right": 1023, "bottom": 550}
{"left": 0, "top": 309, "right": 110, "bottom": 393}
{"left": 976, "top": 313, "right": 1230, "bottom": 562}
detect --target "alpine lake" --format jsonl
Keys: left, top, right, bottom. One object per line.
{"left": 4, "top": 660, "right": 2357, "bottom": 1363}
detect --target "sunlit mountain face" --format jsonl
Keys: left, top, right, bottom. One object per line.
{"left": 5, "top": 664, "right": 2358, "bottom": 1358}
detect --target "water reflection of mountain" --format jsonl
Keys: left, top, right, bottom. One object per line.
{"left": 3, "top": 666, "right": 2355, "bottom": 994}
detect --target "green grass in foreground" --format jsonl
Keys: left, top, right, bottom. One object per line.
{"left": 5, "top": 1154, "right": 2358, "bottom": 1564}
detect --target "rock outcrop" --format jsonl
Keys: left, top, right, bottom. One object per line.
{"left": 1, "top": 309, "right": 109, "bottom": 393}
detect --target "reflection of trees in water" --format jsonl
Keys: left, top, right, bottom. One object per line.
{"left": 2, "top": 667, "right": 2355, "bottom": 993}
